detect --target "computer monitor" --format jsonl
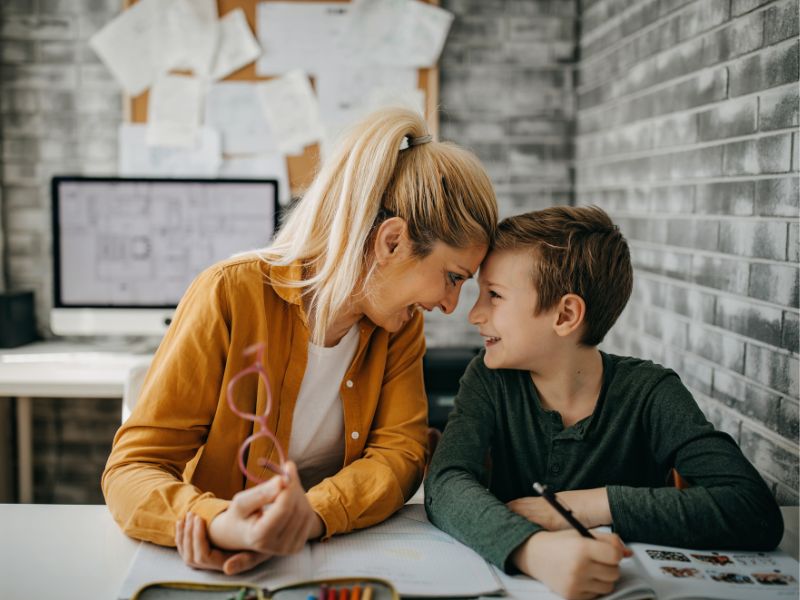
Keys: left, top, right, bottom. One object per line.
{"left": 50, "top": 176, "right": 280, "bottom": 337}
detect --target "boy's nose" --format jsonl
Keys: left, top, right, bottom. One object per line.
{"left": 468, "top": 299, "right": 484, "bottom": 325}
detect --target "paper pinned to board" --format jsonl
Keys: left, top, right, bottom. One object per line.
{"left": 210, "top": 8, "right": 261, "bottom": 81}
{"left": 347, "top": 0, "right": 454, "bottom": 68}
{"left": 164, "top": 0, "right": 219, "bottom": 77}
{"left": 255, "top": 1, "right": 352, "bottom": 76}
{"left": 205, "top": 81, "right": 278, "bottom": 155}
{"left": 219, "top": 154, "right": 290, "bottom": 205}
{"left": 119, "top": 123, "right": 221, "bottom": 177}
{"left": 255, "top": 70, "right": 324, "bottom": 154}
{"left": 146, "top": 74, "right": 205, "bottom": 148}
{"left": 88, "top": 0, "right": 168, "bottom": 96}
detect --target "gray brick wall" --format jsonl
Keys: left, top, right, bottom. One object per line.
{"left": 426, "top": 0, "right": 577, "bottom": 346}
{"left": 576, "top": 0, "right": 800, "bottom": 504}
{"left": 1, "top": 0, "right": 123, "bottom": 503}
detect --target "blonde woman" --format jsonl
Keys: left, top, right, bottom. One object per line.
{"left": 102, "top": 108, "right": 498, "bottom": 575}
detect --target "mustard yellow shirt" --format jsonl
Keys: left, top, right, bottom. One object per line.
{"left": 102, "top": 255, "right": 428, "bottom": 546}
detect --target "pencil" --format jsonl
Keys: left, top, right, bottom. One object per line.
{"left": 361, "top": 586, "right": 373, "bottom": 600}
{"left": 532, "top": 482, "right": 596, "bottom": 540}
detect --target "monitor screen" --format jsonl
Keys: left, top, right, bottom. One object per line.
{"left": 51, "top": 176, "right": 279, "bottom": 336}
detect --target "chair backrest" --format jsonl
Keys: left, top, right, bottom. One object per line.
{"left": 122, "top": 359, "right": 152, "bottom": 423}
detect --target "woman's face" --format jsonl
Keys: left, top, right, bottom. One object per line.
{"left": 361, "top": 231, "right": 488, "bottom": 333}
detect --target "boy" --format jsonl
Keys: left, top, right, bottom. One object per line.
{"left": 425, "top": 206, "right": 783, "bottom": 600}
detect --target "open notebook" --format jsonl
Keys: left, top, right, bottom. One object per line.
{"left": 118, "top": 504, "right": 502, "bottom": 599}
{"left": 119, "top": 505, "right": 798, "bottom": 600}
{"left": 485, "top": 541, "right": 799, "bottom": 600}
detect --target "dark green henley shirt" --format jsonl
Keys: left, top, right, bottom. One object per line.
{"left": 424, "top": 351, "right": 784, "bottom": 572}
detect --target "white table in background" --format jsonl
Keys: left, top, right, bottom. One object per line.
{"left": 0, "top": 503, "right": 796, "bottom": 600}
{"left": 0, "top": 339, "right": 155, "bottom": 503}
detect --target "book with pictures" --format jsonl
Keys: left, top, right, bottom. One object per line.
{"left": 491, "top": 540, "right": 799, "bottom": 600}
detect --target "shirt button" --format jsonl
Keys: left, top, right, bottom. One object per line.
{"left": 550, "top": 464, "right": 561, "bottom": 474}
{"left": 351, "top": 431, "right": 360, "bottom": 440}
{"left": 345, "top": 379, "right": 354, "bottom": 388}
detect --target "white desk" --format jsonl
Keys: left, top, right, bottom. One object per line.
{"left": 0, "top": 504, "right": 797, "bottom": 600}
{"left": 0, "top": 340, "right": 155, "bottom": 503}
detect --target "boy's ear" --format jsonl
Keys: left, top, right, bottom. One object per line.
{"left": 372, "top": 217, "right": 411, "bottom": 265}
{"left": 553, "top": 293, "right": 586, "bottom": 338}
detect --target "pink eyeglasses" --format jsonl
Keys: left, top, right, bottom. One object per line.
{"left": 226, "top": 343, "right": 288, "bottom": 484}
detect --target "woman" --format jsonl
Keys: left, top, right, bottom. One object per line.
{"left": 102, "top": 108, "right": 498, "bottom": 575}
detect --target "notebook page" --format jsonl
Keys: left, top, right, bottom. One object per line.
{"left": 310, "top": 505, "right": 501, "bottom": 597}
{"left": 117, "top": 542, "right": 312, "bottom": 599}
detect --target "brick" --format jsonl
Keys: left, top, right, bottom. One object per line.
{"left": 658, "top": 67, "right": 728, "bottom": 115}
{"left": 712, "top": 370, "right": 780, "bottom": 425}
{"left": 749, "top": 262, "right": 799, "bottom": 307}
{"left": 0, "top": 15, "right": 76, "bottom": 39}
{"left": 655, "top": 37, "right": 704, "bottom": 83}
{"left": 765, "top": 0, "right": 800, "bottom": 45}
{"left": 652, "top": 112, "right": 698, "bottom": 147}
{"left": 794, "top": 132, "right": 799, "bottom": 172}
{"left": 760, "top": 86, "right": 800, "bottom": 131}
{"left": 667, "top": 285, "right": 716, "bottom": 323}
{"left": 678, "top": 0, "right": 730, "bottom": 42}
{"left": 730, "top": 40, "right": 799, "bottom": 97}
{"left": 697, "top": 395, "right": 742, "bottom": 441}
{"left": 670, "top": 145, "right": 725, "bottom": 178}
{"left": 719, "top": 220, "right": 788, "bottom": 260}
{"left": 666, "top": 218, "right": 719, "bottom": 251}
{"left": 659, "top": 0, "right": 695, "bottom": 17}
{"left": 745, "top": 343, "right": 800, "bottom": 396}
{"left": 783, "top": 310, "right": 799, "bottom": 353}
{"left": 756, "top": 177, "right": 800, "bottom": 217}
{"left": 37, "top": 40, "right": 77, "bottom": 64}
{"left": 774, "top": 480, "right": 800, "bottom": 504}
{"left": 722, "top": 135, "right": 793, "bottom": 176}
{"left": 715, "top": 296, "right": 783, "bottom": 344}
{"left": 4, "top": 186, "right": 41, "bottom": 209}
{"left": 789, "top": 222, "right": 799, "bottom": 262}
{"left": 696, "top": 181, "right": 755, "bottom": 216}
{"left": 693, "top": 254, "right": 750, "bottom": 294}
{"left": 777, "top": 397, "right": 799, "bottom": 440}
{"left": 690, "top": 326, "right": 746, "bottom": 373}
{"left": 0, "top": 88, "right": 38, "bottom": 113}
{"left": 1, "top": 39, "right": 35, "bottom": 64}
{"left": 698, "top": 98, "right": 758, "bottom": 141}
{"left": 702, "top": 10, "right": 764, "bottom": 66}
{"left": 1, "top": 64, "right": 78, "bottom": 90}
{"left": 732, "top": 0, "right": 773, "bottom": 16}
{"left": 680, "top": 357, "right": 713, "bottom": 396}
{"left": 741, "top": 425, "right": 800, "bottom": 490}
{"left": 650, "top": 185, "right": 695, "bottom": 212}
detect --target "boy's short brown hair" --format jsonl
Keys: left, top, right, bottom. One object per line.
{"left": 494, "top": 205, "right": 633, "bottom": 346}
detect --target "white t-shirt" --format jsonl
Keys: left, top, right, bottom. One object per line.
{"left": 288, "top": 324, "right": 359, "bottom": 490}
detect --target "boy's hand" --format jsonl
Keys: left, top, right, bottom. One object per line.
{"left": 507, "top": 488, "right": 611, "bottom": 530}
{"left": 511, "top": 530, "right": 632, "bottom": 600}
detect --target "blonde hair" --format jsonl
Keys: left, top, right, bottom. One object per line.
{"left": 261, "top": 107, "right": 498, "bottom": 345}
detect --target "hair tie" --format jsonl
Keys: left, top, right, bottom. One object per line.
{"left": 400, "top": 134, "right": 432, "bottom": 150}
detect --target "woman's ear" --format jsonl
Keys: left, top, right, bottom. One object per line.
{"left": 553, "top": 293, "right": 586, "bottom": 338}
{"left": 373, "top": 217, "right": 411, "bottom": 265}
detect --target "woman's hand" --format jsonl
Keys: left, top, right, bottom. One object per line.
{"left": 507, "top": 488, "right": 611, "bottom": 531}
{"left": 208, "top": 461, "right": 325, "bottom": 556}
{"left": 176, "top": 512, "right": 272, "bottom": 575}
{"left": 512, "top": 529, "right": 632, "bottom": 600}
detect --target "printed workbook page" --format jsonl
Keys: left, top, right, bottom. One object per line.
{"left": 631, "top": 542, "right": 799, "bottom": 599}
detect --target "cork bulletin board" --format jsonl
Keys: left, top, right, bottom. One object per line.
{"left": 123, "top": 0, "right": 441, "bottom": 198}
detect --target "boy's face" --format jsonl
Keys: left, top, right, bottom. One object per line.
{"left": 469, "top": 248, "right": 558, "bottom": 371}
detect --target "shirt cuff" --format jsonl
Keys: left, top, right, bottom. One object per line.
{"left": 191, "top": 496, "right": 231, "bottom": 530}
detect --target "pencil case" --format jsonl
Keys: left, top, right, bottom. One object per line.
{"left": 131, "top": 577, "right": 399, "bottom": 600}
